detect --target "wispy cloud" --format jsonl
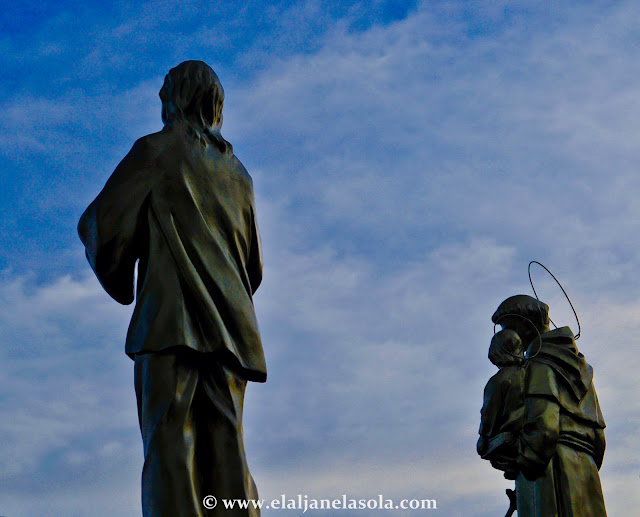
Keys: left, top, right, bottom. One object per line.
{"left": 2, "top": 1, "right": 640, "bottom": 515}
{"left": 0, "top": 274, "right": 141, "bottom": 514}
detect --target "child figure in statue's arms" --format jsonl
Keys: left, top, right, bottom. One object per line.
{"left": 477, "top": 328, "right": 526, "bottom": 480}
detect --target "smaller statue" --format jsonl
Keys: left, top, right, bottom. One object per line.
{"left": 477, "top": 328, "right": 526, "bottom": 481}
{"left": 478, "top": 294, "right": 607, "bottom": 517}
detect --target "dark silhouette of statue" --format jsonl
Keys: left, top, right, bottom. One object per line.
{"left": 78, "top": 60, "right": 265, "bottom": 516}
{"left": 478, "top": 295, "right": 607, "bottom": 517}
{"left": 477, "top": 328, "right": 526, "bottom": 481}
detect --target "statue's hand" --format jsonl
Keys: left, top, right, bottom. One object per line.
{"left": 490, "top": 453, "right": 517, "bottom": 475}
{"left": 490, "top": 458, "right": 511, "bottom": 471}
{"left": 503, "top": 468, "right": 518, "bottom": 480}
{"left": 477, "top": 436, "right": 488, "bottom": 456}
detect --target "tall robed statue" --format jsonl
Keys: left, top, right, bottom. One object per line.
{"left": 478, "top": 294, "right": 607, "bottom": 517}
{"left": 78, "top": 60, "right": 266, "bottom": 516}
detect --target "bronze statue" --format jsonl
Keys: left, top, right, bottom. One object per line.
{"left": 478, "top": 295, "right": 607, "bottom": 516}
{"left": 78, "top": 61, "right": 265, "bottom": 516}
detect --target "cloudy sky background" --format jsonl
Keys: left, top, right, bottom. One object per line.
{"left": 1, "top": 1, "right": 639, "bottom": 515}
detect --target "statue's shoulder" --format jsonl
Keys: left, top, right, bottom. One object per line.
{"left": 208, "top": 148, "right": 254, "bottom": 188}
{"left": 487, "top": 366, "right": 524, "bottom": 392}
{"left": 132, "top": 130, "right": 174, "bottom": 157}
{"left": 524, "top": 359, "right": 561, "bottom": 402}
{"left": 229, "top": 153, "right": 252, "bottom": 181}
{"left": 109, "top": 132, "right": 166, "bottom": 173}
{"left": 121, "top": 129, "right": 196, "bottom": 178}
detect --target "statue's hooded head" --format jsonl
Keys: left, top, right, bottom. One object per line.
{"left": 159, "top": 60, "right": 231, "bottom": 153}
{"left": 492, "top": 294, "right": 550, "bottom": 346}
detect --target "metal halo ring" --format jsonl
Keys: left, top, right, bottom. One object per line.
{"left": 528, "top": 261, "right": 581, "bottom": 340}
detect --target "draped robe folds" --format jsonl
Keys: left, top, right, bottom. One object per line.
{"left": 515, "top": 327, "right": 607, "bottom": 517}
{"left": 78, "top": 124, "right": 266, "bottom": 516}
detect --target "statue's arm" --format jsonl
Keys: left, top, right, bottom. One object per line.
{"left": 517, "top": 395, "right": 560, "bottom": 480}
{"left": 477, "top": 374, "right": 517, "bottom": 463}
{"left": 476, "top": 435, "right": 488, "bottom": 456}
{"left": 247, "top": 203, "right": 263, "bottom": 294}
{"left": 477, "top": 382, "right": 492, "bottom": 456}
{"left": 477, "top": 378, "right": 498, "bottom": 453}
{"left": 78, "top": 138, "right": 152, "bottom": 304}
{"left": 593, "top": 427, "right": 606, "bottom": 470}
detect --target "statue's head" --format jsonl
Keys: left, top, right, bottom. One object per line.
{"left": 492, "top": 294, "right": 550, "bottom": 344}
{"left": 159, "top": 60, "right": 230, "bottom": 152}
{"left": 489, "top": 329, "right": 524, "bottom": 367}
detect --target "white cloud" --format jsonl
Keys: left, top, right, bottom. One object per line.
{"left": 0, "top": 274, "right": 141, "bottom": 514}
{"left": 3, "top": 1, "right": 640, "bottom": 515}
{"left": 224, "top": 0, "right": 640, "bottom": 281}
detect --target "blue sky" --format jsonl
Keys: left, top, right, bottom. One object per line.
{"left": 1, "top": 1, "right": 639, "bottom": 515}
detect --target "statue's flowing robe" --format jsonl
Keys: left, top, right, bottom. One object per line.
{"left": 79, "top": 124, "right": 265, "bottom": 516}
{"left": 516, "top": 327, "right": 606, "bottom": 517}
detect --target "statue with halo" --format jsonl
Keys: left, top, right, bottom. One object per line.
{"left": 477, "top": 263, "right": 607, "bottom": 516}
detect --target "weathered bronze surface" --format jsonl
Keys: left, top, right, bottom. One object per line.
{"left": 478, "top": 294, "right": 607, "bottom": 516}
{"left": 79, "top": 60, "right": 264, "bottom": 516}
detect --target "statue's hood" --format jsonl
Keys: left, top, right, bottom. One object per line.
{"left": 527, "top": 327, "right": 592, "bottom": 402}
